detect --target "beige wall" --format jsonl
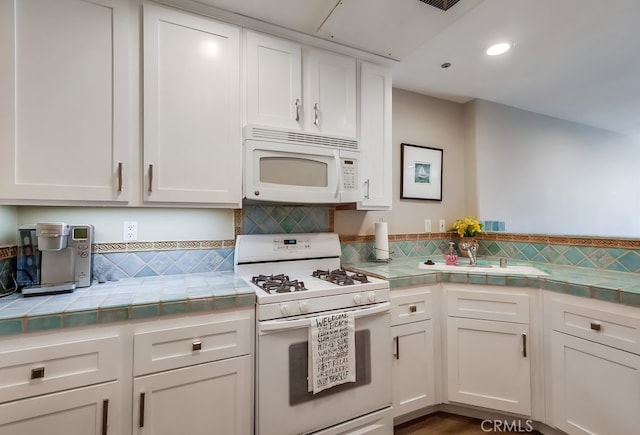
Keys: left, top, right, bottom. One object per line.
{"left": 334, "top": 88, "right": 467, "bottom": 236}
{"left": 0, "top": 206, "right": 17, "bottom": 246}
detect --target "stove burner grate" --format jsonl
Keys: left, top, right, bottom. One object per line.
{"left": 251, "top": 274, "right": 307, "bottom": 294}
{"left": 312, "top": 269, "right": 370, "bottom": 286}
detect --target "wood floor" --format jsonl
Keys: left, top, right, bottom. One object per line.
{"left": 394, "top": 412, "right": 542, "bottom": 435}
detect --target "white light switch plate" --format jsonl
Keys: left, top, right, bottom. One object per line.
{"left": 439, "top": 219, "right": 446, "bottom": 232}
{"left": 424, "top": 219, "right": 432, "bottom": 233}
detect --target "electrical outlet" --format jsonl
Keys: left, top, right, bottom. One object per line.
{"left": 123, "top": 221, "right": 138, "bottom": 242}
{"left": 439, "top": 219, "right": 446, "bottom": 232}
{"left": 424, "top": 219, "right": 432, "bottom": 233}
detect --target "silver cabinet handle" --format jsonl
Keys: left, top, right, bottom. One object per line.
{"left": 148, "top": 164, "right": 153, "bottom": 193}
{"left": 139, "top": 392, "right": 145, "bottom": 428}
{"left": 102, "top": 399, "right": 109, "bottom": 435}
{"left": 192, "top": 340, "right": 202, "bottom": 352}
{"left": 394, "top": 336, "right": 399, "bottom": 360}
{"left": 117, "top": 162, "right": 124, "bottom": 192}
{"left": 313, "top": 103, "right": 319, "bottom": 126}
{"left": 31, "top": 367, "right": 45, "bottom": 379}
{"left": 590, "top": 322, "right": 601, "bottom": 331}
{"left": 522, "top": 333, "right": 527, "bottom": 358}
{"left": 364, "top": 178, "right": 370, "bottom": 200}
{"left": 295, "top": 99, "right": 301, "bottom": 122}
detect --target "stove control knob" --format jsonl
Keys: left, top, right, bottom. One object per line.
{"left": 298, "top": 301, "right": 309, "bottom": 313}
{"left": 280, "top": 304, "right": 290, "bottom": 315}
{"left": 353, "top": 294, "right": 362, "bottom": 305}
{"left": 367, "top": 292, "right": 376, "bottom": 303}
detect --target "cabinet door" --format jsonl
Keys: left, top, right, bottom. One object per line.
{"left": 392, "top": 320, "right": 436, "bottom": 418}
{"left": 0, "top": 0, "right": 129, "bottom": 203}
{"left": 245, "top": 31, "right": 302, "bottom": 130}
{"left": 0, "top": 382, "right": 118, "bottom": 435}
{"left": 304, "top": 48, "right": 357, "bottom": 138}
{"left": 143, "top": 4, "right": 241, "bottom": 206}
{"left": 133, "top": 356, "right": 251, "bottom": 435}
{"left": 550, "top": 331, "right": 640, "bottom": 435}
{"left": 358, "top": 62, "right": 392, "bottom": 210}
{"left": 446, "top": 317, "right": 531, "bottom": 415}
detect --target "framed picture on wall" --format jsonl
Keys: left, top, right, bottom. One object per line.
{"left": 400, "top": 143, "right": 443, "bottom": 201}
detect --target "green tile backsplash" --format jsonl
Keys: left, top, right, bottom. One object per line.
{"left": 1, "top": 204, "right": 639, "bottom": 295}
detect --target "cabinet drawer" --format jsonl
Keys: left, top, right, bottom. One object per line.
{"left": 134, "top": 315, "right": 251, "bottom": 376}
{"left": 390, "top": 287, "right": 433, "bottom": 326}
{"left": 549, "top": 294, "right": 640, "bottom": 354}
{"left": 447, "top": 287, "right": 530, "bottom": 323}
{"left": 0, "top": 335, "right": 119, "bottom": 404}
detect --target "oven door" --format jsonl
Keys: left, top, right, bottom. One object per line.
{"left": 256, "top": 303, "right": 392, "bottom": 435}
{"left": 244, "top": 140, "right": 359, "bottom": 204}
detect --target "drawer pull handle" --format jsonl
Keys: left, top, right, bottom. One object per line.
{"left": 139, "top": 392, "right": 145, "bottom": 428}
{"left": 192, "top": 340, "right": 202, "bottom": 352}
{"left": 590, "top": 322, "right": 602, "bottom": 331}
{"left": 394, "top": 336, "right": 400, "bottom": 360}
{"left": 102, "top": 399, "right": 109, "bottom": 435}
{"left": 31, "top": 367, "right": 45, "bottom": 379}
{"left": 409, "top": 304, "right": 417, "bottom": 313}
{"left": 522, "top": 333, "right": 527, "bottom": 358}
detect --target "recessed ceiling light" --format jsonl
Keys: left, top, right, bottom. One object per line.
{"left": 486, "top": 42, "right": 512, "bottom": 56}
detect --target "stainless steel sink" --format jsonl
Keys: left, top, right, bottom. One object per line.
{"left": 418, "top": 262, "right": 548, "bottom": 276}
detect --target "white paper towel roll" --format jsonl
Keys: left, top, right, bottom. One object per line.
{"left": 375, "top": 221, "right": 389, "bottom": 260}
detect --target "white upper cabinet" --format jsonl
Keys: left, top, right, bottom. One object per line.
{"left": 358, "top": 62, "right": 392, "bottom": 210}
{"left": 0, "top": 0, "right": 130, "bottom": 204}
{"left": 143, "top": 3, "right": 242, "bottom": 207}
{"left": 245, "top": 31, "right": 303, "bottom": 131}
{"left": 245, "top": 31, "right": 357, "bottom": 139}
{"left": 303, "top": 48, "right": 357, "bottom": 139}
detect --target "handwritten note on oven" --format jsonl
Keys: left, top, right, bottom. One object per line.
{"left": 309, "top": 311, "right": 356, "bottom": 394}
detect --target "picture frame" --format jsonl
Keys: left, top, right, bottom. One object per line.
{"left": 400, "top": 143, "right": 443, "bottom": 201}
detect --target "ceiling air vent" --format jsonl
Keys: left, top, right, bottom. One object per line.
{"left": 418, "top": 0, "right": 461, "bottom": 11}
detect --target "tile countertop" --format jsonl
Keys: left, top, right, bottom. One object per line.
{"left": 0, "top": 271, "right": 256, "bottom": 337}
{"left": 3, "top": 258, "right": 640, "bottom": 337}
{"left": 342, "top": 257, "right": 640, "bottom": 307}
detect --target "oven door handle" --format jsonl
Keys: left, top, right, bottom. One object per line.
{"left": 258, "top": 302, "right": 390, "bottom": 334}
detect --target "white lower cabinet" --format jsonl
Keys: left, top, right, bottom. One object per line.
{"left": 546, "top": 292, "right": 640, "bottom": 435}
{"left": 446, "top": 317, "right": 531, "bottom": 415}
{"left": 133, "top": 356, "right": 251, "bottom": 435}
{"left": 444, "top": 285, "right": 533, "bottom": 416}
{"left": 0, "top": 331, "right": 122, "bottom": 435}
{"left": 132, "top": 310, "right": 253, "bottom": 435}
{"left": 390, "top": 287, "right": 436, "bottom": 418}
{"left": 0, "top": 382, "right": 119, "bottom": 435}
{"left": 0, "top": 308, "right": 253, "bottom": 435}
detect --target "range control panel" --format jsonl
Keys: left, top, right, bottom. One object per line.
{"left": 273, "top": 237, "right": 311, "bottom": 252}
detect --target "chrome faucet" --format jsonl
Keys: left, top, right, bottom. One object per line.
{"left": 460, "top": 240, "right": 479, "bottom": 266}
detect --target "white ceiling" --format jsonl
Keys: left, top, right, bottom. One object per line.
{"left": 196, "top": 0, "right": 640, "bottom": 136}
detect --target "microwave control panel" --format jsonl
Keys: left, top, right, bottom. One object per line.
{"left": 341, "top": 159, "right": 358, "bottom": 190}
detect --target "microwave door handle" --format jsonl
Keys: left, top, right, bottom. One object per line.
{"left": 333, "top": 150, "right": 341, "bottom": 199}
{"left": 258, "top": 302, "right": 390, "bottom": 334}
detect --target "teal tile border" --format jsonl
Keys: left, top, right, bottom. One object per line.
{"left": 0, "top": 319, "right": 23, "bottom": 336}
{"left": 132, "top": 304, "right": 160, "bottom": 319}
{"left": 27, "top": 315, "right": 63, "bottom": 332}
{"left": 64, "top": 311, "right": 98, "bottom": 328}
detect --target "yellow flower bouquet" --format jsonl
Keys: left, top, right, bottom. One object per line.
{"left": 451, "top": 216, "right": 483, "bottom": 237}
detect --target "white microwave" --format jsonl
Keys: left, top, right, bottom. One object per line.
{"left": 244, "top": 126, "right": 361, "bottom": 204}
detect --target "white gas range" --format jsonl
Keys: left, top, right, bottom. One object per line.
{"left": 234, "top": 233, "right": 393, "bottom": 435}
{"left": 235, "top": 232, "right": 390, "bottom": 320}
